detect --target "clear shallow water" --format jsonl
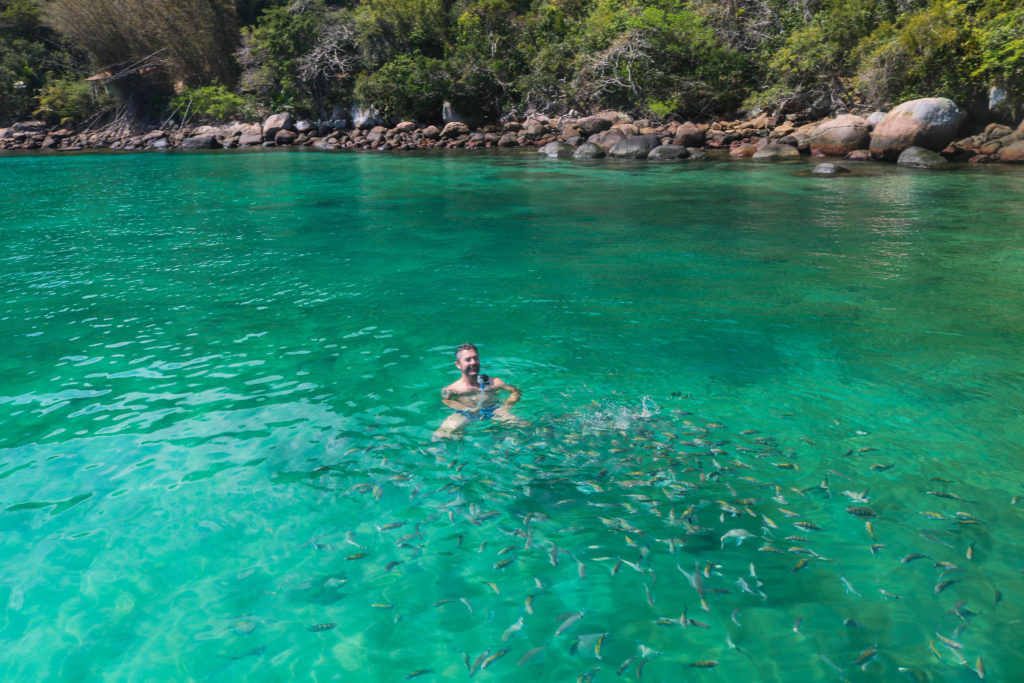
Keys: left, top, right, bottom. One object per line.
{"left": 1, "top": 149, "right": 1023, "bottom": 681}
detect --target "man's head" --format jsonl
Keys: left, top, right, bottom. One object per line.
{"left": 455, "top": 343, "right": 479, "bottom": 378}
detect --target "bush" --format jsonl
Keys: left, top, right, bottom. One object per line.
{"left": 171, "top": 83, "right": 252, "bottom": 121}
{"left": 354, "top": 52, "right": 449, "bottom": 120}
{"left": 0, "top": 37, "right": 49, "bottom": 124}
{"left": 854, "top": 1, "right": 981, "bottom": 107}
{"left": 34, "top": 76, "right": 113, "bottom": 125}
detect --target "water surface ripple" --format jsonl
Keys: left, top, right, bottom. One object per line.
{"left": 1, "top": 150, "right": 1022, "bottom": 681}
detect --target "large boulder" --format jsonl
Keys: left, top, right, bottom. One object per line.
{"left": 574, "top": 116, "right": 612, "bottom": 136}
{"left": 181, "top": 135, "right": 219, "bottom": 150}
{"left": 809, "top": 115, "right": 870, "bottom": 157}
{"left": 573, "top": 142, "right": 606, "bottom": 159}
{"left": 274, "top": 129, "right": 297, "bottom": 146}
{"left": 896, "top": 146, "right": 951, "bottom": 169}
{"left": 589, "top": 128, "right": 626, "bottom": 152}
{"left": 607, "top": 134, "right": 659, "bottom": 159}
{"left": 869, "top": 98, "right": 966, "bottom": 160}
{"left": 262, "top": 112, "right": 294, "bottom": 141}
{"left": 672, "top": 121, "right": 705, "bottom": 148}
{"left": 441, "top": 121, "right": 471, "bottom": 139}
{"left": 752, "top": 144, "right": 800, "bottom": 160}
{"left": 647, "top": 144, "right": 689, "bottom": 160}
{"left": 238, "top": 124, "right": 263, "bottom": 147}
{"left": 998, "top": 140, "right": 1024, "bottom": 163}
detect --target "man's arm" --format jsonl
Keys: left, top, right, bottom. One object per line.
{"left": 492, "top": 377, "right": 521, "bottom": 406}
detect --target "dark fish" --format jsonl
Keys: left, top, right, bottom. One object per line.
{"left": 481, "top": 649, "right": 510, "bottom": 670}
{"left": 927, "top": 490, "right": 970, "bottom": 502}
{"left": 307, "top": 622, "right": 337, "bottom": 632}
{"left": 616, "top": 655, "right": 636, "bottom": 675}
{"left": 846, "top": 506, "right": 875, "bottom": 517}
{"left": 405, "top": 669, "right": 433, "bottom": 679}
{"left": 793, "top": 521, "right": 821, "bottom": 531}
{"left": 870, "top": 463, "right": 893, "bottom": 471}
{"left": 852, "top": 647, "right": 877, "bottom": 668}
{"left": 688, "top": 660, "right": 718, "bottom": 668}
{"left": 935, "top": 579, "right": 960, "bottom": 594}
{"left": 792, "top": 558, "right": 808, "bottom": 573}
{"left": 518, "top": 646, "right": 545, "bottom": 667}
{"left": 901, "top": 553, "right": 930, "bottom": 563}
{"left": 385, "top": 561, "right": 404, "bottom": 572}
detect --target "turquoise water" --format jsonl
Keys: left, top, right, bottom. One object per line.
{"left": 1, "top": 149, "right": 1023, "bottom": 681}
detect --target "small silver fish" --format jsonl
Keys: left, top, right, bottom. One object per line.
{"left": 556, "top": 611, "right": 585, "bottom": 637}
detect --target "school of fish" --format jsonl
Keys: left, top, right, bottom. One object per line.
{"left": 224, "top": 399, "right": 1021, "bottom": 681}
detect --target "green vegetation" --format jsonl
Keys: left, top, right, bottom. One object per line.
{"left": 1, "top": 0, "right": 1022, "bottom": 128}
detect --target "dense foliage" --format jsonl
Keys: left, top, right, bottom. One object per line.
{"left": 1, "top": 0, "right": 1022, "bottom": 126}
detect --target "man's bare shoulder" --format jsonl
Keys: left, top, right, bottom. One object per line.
{"left": 441, "top": 379, "right": 471, "bottom": 398}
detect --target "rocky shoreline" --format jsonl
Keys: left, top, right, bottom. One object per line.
{"left": 3, "top": 97, "right": 1024, "bottom": 166}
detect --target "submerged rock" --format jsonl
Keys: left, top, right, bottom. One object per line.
{"left": 811, "top": 162, "right": 852, "bottom": 175}
{"left": 896, "top": 146, "right": 951, "bottom": 169}
{"left": 752, "top": 144, "right": 799, "bottom": 160}
{"left": 572, "top": 142, "right": 606, "bottom": 159}
{"left": 538, "top": 141, "right": 575, "bottom": 158}
{"left": 607, "top": 134, "right": 659, "bottom": 159}
{"left": 647, "top": 144, "right": 689, "bottom": 160}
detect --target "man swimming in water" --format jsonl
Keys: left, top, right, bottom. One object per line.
{"left": 432, "top": 343, "right": 521, "bottom": 440}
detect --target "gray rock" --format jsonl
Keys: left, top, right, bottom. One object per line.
{"left": 563, "top": 135, "right": 583, "bottom": 147}
{"left": 607, "top": 134, "right": 659, "bottom": 159}
{"left": 686, "top": 147, "right": 710, "bottom": 160}
{"left": 574, "top": 116, "right": 612, "bottom": 136}
{"left": 294, "top": 119, "right": 317, "bottom": 134}
{"left": 811, "top": 162, "right": 851, "bottom": 175}
{"left": 313, "top": 139, "right": 339, "bottom": 150}
{"left": 262, "top": 112, "right": 294, "bottom": 140}
{"left": 421, "top": 125, "right": 441, "bottom": 140}
{"left": 752, "top": 144, "right": 800, "bottom": 160}
{"left": 148, "top": 137, "right": 170, "bottom": 150}
{"left": 497, "top": 132, "right": 518, "bottom": 147}
{"left": 647, "top": 144, "right": 689, "bottom": 160}
{"left": 866, "top": 111, "right": 886, "bottom": 128}
{"left": 870, "top": 97, "right": 966, "bottom": 160}
{"left": 181, "top": 135, "right": 219, "bottom": 150}
{"left": 896, "top": 146, "right": 951, "bottom": 169}
{"left": 538, "top": 141, "right": 575, "bottom": 158}
{"left": 573, "top": 142, "right": 606, "bottom": 159}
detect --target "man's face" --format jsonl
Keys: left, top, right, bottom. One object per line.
{"left": 456, "top": 348, "right": 480, "bottom": 377}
